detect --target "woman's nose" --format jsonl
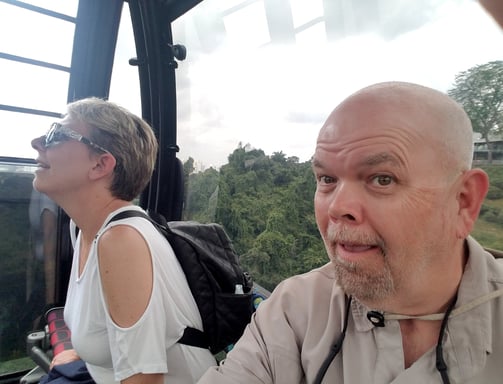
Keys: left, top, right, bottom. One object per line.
{"left": 31, "top": 135, "right": 46, "bottom": 151}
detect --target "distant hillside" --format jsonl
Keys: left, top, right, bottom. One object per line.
{"left": 184, "top": 148, "right": 503, "bottom": 290}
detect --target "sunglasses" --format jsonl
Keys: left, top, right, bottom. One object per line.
{"left": 44, "top": 122, "right": 111, "bottom": 154}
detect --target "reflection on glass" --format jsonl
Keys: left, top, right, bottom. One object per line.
{"left": 0, "top": 163, "right": 58, "bottom": 373}
{"left": 173, "top": 0, "right": 503, "bottom": 169}
{"left": 173, "top": 0, "right": 503, "bottom": 292}
{"left": 28, "top": 189, "right": 58, "bottom": 305}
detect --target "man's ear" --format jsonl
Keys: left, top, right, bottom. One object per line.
{"left": 89, "top": 153, "right": 116, "bottom": 180}
{"left": 456, "top": 168, "right": 490, "bottom": 239}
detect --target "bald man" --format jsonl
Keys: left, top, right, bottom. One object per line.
{"left": 198, "top": 82, "right": 503, "bottom": 384}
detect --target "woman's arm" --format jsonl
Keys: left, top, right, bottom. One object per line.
{"left": 98, "top": 225, "right": 165, "bottom": 383}
{"left": 97, "top": 225, "right": 153, "bottom": 327}
{"left": 50, "top": 349, "right": 80, "bottom": 370}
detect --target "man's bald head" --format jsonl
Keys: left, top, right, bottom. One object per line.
{"left": 313, "top": 81, "right": 489, "bottom": 310}
{"left": 320, "top": 82, "right": 474, "bottom": 177}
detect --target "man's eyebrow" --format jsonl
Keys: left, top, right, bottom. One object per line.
{"left": 362, "top": 152, "right": 401, "bottom": 167}
{"left": 311, "top": 158, "right": 324, "bottom": 169}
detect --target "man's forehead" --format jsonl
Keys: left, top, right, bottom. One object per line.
{"left": 316, "top": 100, "right": 432, "bottom": 154}
{"left": 313, "top": 150, "right": 402, "bottom": 168}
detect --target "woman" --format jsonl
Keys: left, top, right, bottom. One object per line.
{"left": 31, "top": 98, "right": 215, "bottom": 384}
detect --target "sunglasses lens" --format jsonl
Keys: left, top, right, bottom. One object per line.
{"left": 45, "top": 123, "right": 64, "bottom": 147}
{"left": 45, "top": 131, "right": 54, "bottom": 146}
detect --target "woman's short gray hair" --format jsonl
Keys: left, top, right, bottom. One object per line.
{"left": 66, "top": 97, "right": 158, "bottom": 201}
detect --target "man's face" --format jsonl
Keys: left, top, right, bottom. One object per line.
{"left": 313, "top": 95, "right": 460, "bottom": 309}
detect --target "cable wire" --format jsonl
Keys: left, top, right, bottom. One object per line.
{"left": 435, "top": 295, "right": 458, "bottom": 384}
{"left": 313, "top": 296, "right": 353, "bottom": 384}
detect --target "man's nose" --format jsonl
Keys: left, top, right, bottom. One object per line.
{"left": 327, "top": 182, "right": 363, "bottom": 224}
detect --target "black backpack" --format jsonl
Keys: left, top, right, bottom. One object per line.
{"left": 107, "top": 210, "right": 255, "bottom": 354}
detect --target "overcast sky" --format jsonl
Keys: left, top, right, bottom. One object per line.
{"left": 169, "top": 0, "right": 503, "bottom": 168}
{"left": 1, "top": 0, "right": 502, "bottom": 169}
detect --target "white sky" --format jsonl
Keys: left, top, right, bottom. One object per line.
{"left": 1, "top": 0, "right": 502, "bottom": 169}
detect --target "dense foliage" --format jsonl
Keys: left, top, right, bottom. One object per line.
{"left": 183, "top": 144, "right": 326, "bottom": 291}
{"left": 474, "top": 165, "right": 503, "bottom": 250}
{"left": 448, "top": 61, "right": 503, "bottom": 163}
{"left": 183, "top": 145, "right": 503, "bottom": 291}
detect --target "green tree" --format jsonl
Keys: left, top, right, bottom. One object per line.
{"left": 183, "top": 156, "right": 195, "bottom": 176}
{"left": 184, "top": 144, "right": 341, "bottom": 290}
{"left": 448, "top": 60, "right": 503, "bottom": 163}
{"left": 184, "top": 166, "right": 220, "bottom": 222}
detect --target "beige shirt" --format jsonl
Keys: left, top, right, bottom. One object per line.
{"left": 198, "top": 236, "right": 503, "bottom": 383}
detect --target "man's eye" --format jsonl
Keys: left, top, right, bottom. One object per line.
{"left": 318, "top": 175, "right": 335, "bottom": 185}
{"left": 372, "top": 175, "right": 394, "bottom": 186}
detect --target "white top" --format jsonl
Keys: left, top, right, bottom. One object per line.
{"left": 65, "top": 206, "right": 216, "bottom": 383}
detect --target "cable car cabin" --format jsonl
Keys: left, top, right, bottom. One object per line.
{"left": 0, "top": 0, "right": 502, "bottom": 382}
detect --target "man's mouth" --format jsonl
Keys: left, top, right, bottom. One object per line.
{"left": 326, "top": 225, "right": 385, "bottom": 260}
{"left": 339, "top": 242, "right": 375, "bottom": 252}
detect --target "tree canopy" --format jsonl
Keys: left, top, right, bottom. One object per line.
{"left": 448, "top": 60, "right": 503, "bottom": 162}
{"left": 183, "top": 144, "right": 326, "bottom": 290}
{"left": 182, "top": 141, "right": 503, "bottom": 291}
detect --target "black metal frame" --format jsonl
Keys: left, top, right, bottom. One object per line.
{"left": 52, "top": 0, "right": 203, "bottom": 305}
{"left": 68, "top": 0, "right": 204, "bottom": 220}
{"left": 126, "top": 0, "right": 203, "bottom": 219}
{"left": 128, "top": 0, "right": 183, "bottom": 220}
{"left": 0, "top": 1, "right": 203, "bottom": 380}
{"left": 1, "top": 0, "right": 202, "bottom": 218}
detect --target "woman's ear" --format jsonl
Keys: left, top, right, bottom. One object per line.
{"left": 456, "top": 168, "right": 490, "bottom": 239}
{"left": 89, "top": 153, "right": 117, "bottom": 180}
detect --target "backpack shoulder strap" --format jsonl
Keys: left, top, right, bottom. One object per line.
{"left": 178, "top": 327, "right": 210, "bottom": 349}
{"left": 73, "top": 209, "right": 154, "bottom": 241}
{"left": 106, "top": 209, "right": 152, "bottom": 225}
{"left": 106, "top": 209, "right": 209, "bottom": 349}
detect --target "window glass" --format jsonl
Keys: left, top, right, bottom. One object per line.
{"left": 0, "top": 1, "right": 76, "bottom": 375}
{"left": 290, "top": 0, "right": 323, "bottom": 28}
{"left": 0, "top": 60, "right": 69, "bottom": 114}
{"left": 0, "top": 162, "right": 59, "bottom": 375}
{"left": 14, "top": 0, "right": 78, "bottom": 16}
{"left": 0, "top": 111, "right": 56, "bottom": 159}
{"left": 108, "top": 5, "right": 142, "bottom": 115}
{"left": 0, "top": 1, "right": 77, "bottom": 160}
{"left": 174, "top": 0, "right": 503, "bottom": 169}
{"left": 0, "top": 2, "right": 75, "bottom": 65}
{"left": 173, "top": 0, "right": 503, "bottom": 291}
{"left": 222, "top": 2, "right": 270, "bottom": 47}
